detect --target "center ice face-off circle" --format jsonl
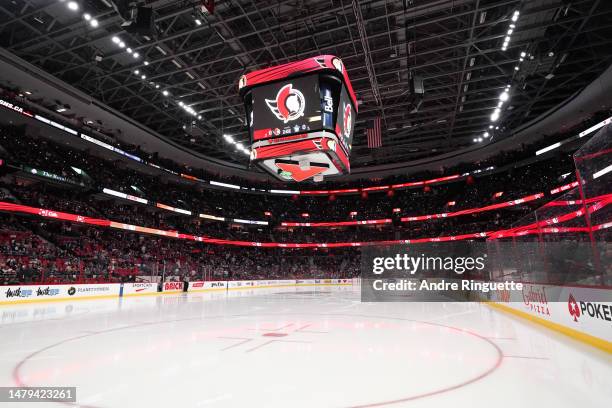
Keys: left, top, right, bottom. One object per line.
{"left": 13, "top": 307, "right": 501, "bottom": 408}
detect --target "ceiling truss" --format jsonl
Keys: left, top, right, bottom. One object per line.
{"left": 1, "top": 0, "right": 611, "bottom": 168}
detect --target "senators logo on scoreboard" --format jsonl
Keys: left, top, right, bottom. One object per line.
{"left": 265, "top": 84, "right": 305, "bottom": 123}
{"left": 342, "top": 103, "right": 352, "bottom": 138}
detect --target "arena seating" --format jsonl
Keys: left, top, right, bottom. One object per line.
{"left": 0, "top": 121, "right": 598, "bottom": 285}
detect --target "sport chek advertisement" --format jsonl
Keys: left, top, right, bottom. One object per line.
{"left": 122, "top": 282, "right": 158, "bottom": 296}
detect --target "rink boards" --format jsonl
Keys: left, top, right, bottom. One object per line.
{"left": 0, "top": 278, "right": 355, "bottom": 304}
{"left": 485, "top": 283, "right": 611, "bottom": 352}
{"left": 1, "top": 279, "right": 608, "bottom": 352}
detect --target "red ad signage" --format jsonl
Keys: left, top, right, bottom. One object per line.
{"left": 163, "top": 282, "right": 183, "bottom": 291}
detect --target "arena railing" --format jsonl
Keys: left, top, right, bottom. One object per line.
{"left": 0, "top": 194, "right": 609, "bottom": 249}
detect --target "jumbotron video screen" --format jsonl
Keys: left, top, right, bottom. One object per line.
{"left": 241, "top": 55, "right": 357, "bottom": 182}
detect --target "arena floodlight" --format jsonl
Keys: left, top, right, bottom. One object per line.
{"left": 112, "top": 36, "right": 120, "bottom": 44}
{"left": 578, "top": 116, "right": 612, "bottom": 137}
{"left": 84, "top": 13, "right": 91, "bottom": 20}
{"left": 210, "top": 181, "right": 240, "bottom": 189}
{"left": 593, "top": 164, "right": 612, "bottom": 180}
{"left": 90, "top": 19, "right": 99, "bottom": 28}
{"left": 67, "top": 1, "right": 79, "bottom": 11}
{"left": 535, "top": 142, "right": 561, "bottom": 156}
{"left": 499, "top": 91, "right": 509, "bottom": 102}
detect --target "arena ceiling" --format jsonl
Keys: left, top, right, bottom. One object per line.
{"left": 1, "top": 0, "right": 611, "bottom": 171}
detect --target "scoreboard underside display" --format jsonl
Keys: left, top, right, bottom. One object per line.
{"left": 239, "top": 55, "right": 357, "bottom": 182}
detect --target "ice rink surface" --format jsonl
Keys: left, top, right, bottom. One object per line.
{"left": 0, "top": 285, "right": 610, "bottom": 408}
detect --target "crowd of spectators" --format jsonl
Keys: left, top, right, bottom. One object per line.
{"left": 0, "top": 121, "right": 594, "bottom": 286}
{"left": 0, "top": 217, "right": 359, "bottom": 285}
{"left": 0, "top": 124, "right": 575, "bottom": 223}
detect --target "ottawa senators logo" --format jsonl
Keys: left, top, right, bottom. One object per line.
{"left": 342, "top": 103, "right": 352, "bottom": 138}
{"left": 265, "top": 84, "right": 305, "bottom": 123}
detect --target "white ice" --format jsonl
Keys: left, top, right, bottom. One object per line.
{"left": 0, "top": 285, "right": 610, "bottom": 408}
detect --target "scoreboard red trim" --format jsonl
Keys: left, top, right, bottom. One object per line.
{"left": 252, "top": 133, "right": 350, "bottom": 176}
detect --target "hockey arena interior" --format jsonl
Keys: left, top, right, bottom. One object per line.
{"left": 0, "top": 1, "right": 610, "bottom": 407}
